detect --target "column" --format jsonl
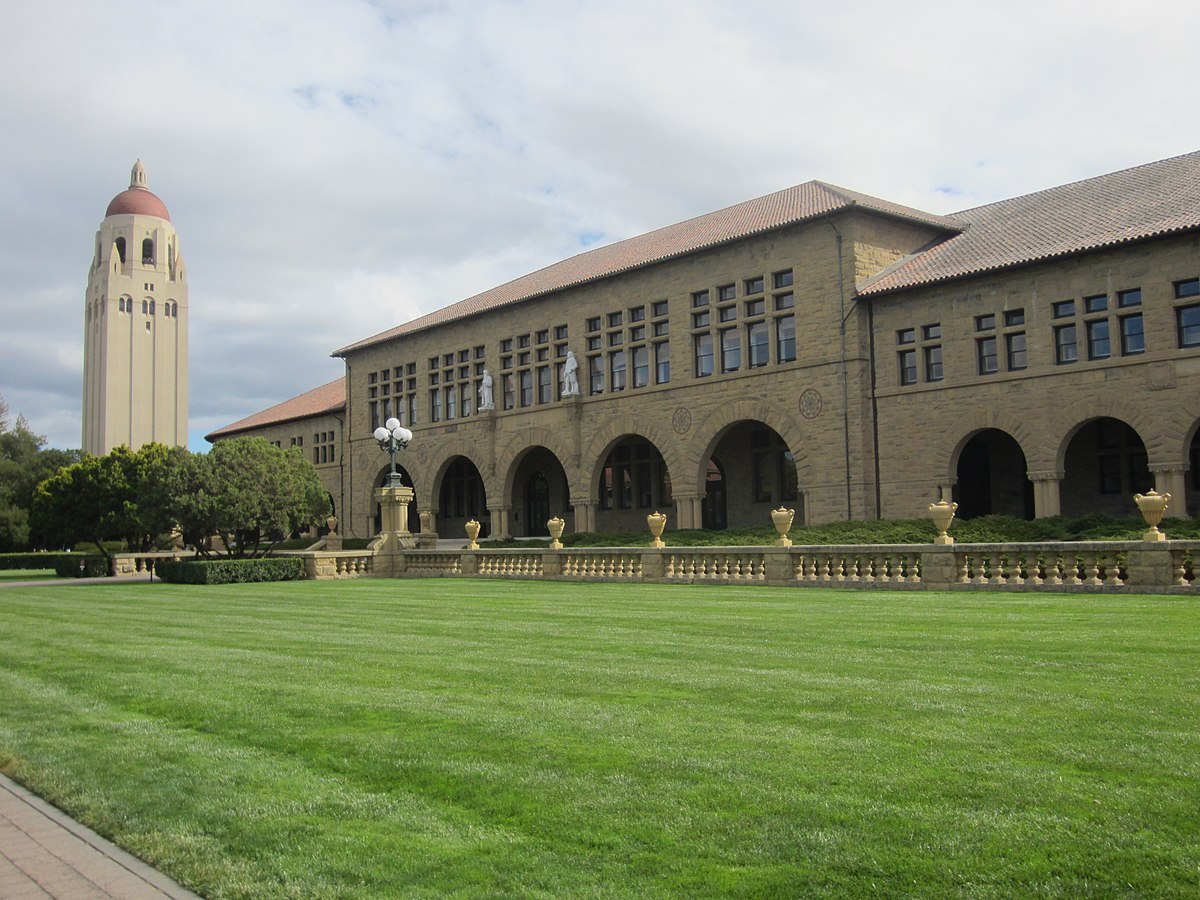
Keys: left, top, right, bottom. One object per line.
{"left": 1027, "top": 471, "right": 1062, "bottom": 518}
{"left": 674, "top": 493, "right": 702, "bottom": 529}
{"left": 1149, "top": 465, "right": 1188, "bottom": 517}
{"left": 572, "top": 499, "right": 596, "bottom": 533}
{"left": 491, "top": 505, "right": 511, "bottom": 540}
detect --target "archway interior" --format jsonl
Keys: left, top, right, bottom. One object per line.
{"left": 373, "top": 465, "right": 420, "bottom": 534}
{"left": 439, "top": 456, "right": 488, "bottom": 538}
{"left": 596, "top": 436, "right": 671, "bottom": 533}
{"left": 1061, "top": 418, "right": 1151, "bottom": 517}
{"left": 953, "top": 429, "right": 1032, "bottom": 520}
{"left": 511, "top": 447, "right": 570, "bottom": 536}
{"left": 1189, "top": 428, "right": 1200, "bottom": 517}
{"left": 706, "top": 422, "right": 800, "bottom": 529}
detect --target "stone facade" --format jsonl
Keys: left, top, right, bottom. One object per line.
{"left": 211, "top": 153, "right": 1200, "bottom": 538}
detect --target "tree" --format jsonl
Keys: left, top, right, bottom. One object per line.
{"left": 170, "top": 436, "right": 331, "bottom": 558}
{"left": 0, "top": 396, "right": 82, "bottom": 551}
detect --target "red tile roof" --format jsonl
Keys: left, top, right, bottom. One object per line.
{"left": 858, "top": 150, "right": 1200, "bottom": 296}
{"left": 205, "top": 377, "right": 345, "bottom": 441}
{"left": 333, "top": 182, "right": 962, "bottom": 356}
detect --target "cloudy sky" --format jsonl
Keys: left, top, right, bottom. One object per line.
{"left": 4, "top": 0, "right": 1200, "bottom": 451}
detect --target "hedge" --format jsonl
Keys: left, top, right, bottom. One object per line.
{"left": 51, "top": 556, "right": 109, "bottom": 578}
{"left": 0, "top": 553, "right": 76, "bottom": 571}
{"left": 155, "top": 557, "right": 306, "bottom": 585}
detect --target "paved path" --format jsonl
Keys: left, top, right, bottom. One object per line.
{"left": 0, "top": 773, "right": 201, "bottom": 899}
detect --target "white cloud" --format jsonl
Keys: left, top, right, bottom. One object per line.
{"left": 3, "top": 0, "right": 1200, "bottom": 449}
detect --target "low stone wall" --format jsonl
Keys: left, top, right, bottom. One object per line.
{"left": 111, "top": 550, "right": 196, "bottom": 577}
{"left": 287, "top": 540, "right": 1200, "bottom": 594}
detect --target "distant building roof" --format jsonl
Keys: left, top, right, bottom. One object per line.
{"left": 205, "top": 377, "right": 345, "bottom": 442}
{"left": 858, "top": 150, "right": 1200, "bottom": 296}
{"left": 333, "top": 181, "right": 962, "bottom": 356}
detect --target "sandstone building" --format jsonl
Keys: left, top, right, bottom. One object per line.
{"left": 208, "top": 151, "right": 1200, "bottom": 539}
{"left": 83, "top": 161, "right": 188, "bottom": 455}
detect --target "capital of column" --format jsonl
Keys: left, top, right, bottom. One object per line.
{"left": 1026, "top": 470, "right": 1063, "bottom": 483}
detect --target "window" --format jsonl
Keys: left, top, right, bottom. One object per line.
{"left": 608, "top": 331, "right": 623, "bottom": 347}
{"left": 975, "top": 314, "right": 995, "bottom": 331}
{"left": 537, "top": 366, "right": 552, "bottom": 403}
{"left": 1055, "top": 324, "right": 1078, "bottom": 363}
{"left": 518, "top": 335, "right": 530, "bottom": 349}
{"left": 718, "top": 284, "right": 736, "bottom": 301}
{"left": 773, "top": 270, "right": 794, "bottom": 289}
{"left": 720, "top": 328, "right": 740, "bottom": 372}
{"left": 898, "top": 349, "right": 917, "bottom": 385}
{"left": 1084, "top": 294, "right": 1108, "bottom": 314}
{"left": 694, "top": 333, "right": 714, "bottom": 377}
{"left": 924, "top": 345, "right": 943, "bottom": 381}
{"left": 1004, "top": 309, "right": 1025, "bottom": 327}
{"left": 693, "top": 311, "right": 710, "bottom": 328}
{"left": 445, "top": 385, "right": 457, "bottom": 420}
{"left": 655, "top": 341, "right": 670, "bottom": 383}
{"left": 1120, "top": 314, "right": 1145, "bottom": 355}
{"left": 629, "top": 306, "right": 645, "bottom": 322}
{"left": 554, "top": 325, "right": 568, "bottom": 340}
{"left": 1006, "top": 332, "right": 1027, "bottom": 370}
{"left": 430, "top": 389, "right": 442, "bottom": 422}
{"left": 897, "top": 328, "right": 915, "bottom": 344}
{"left": 692, "top": 290, "right": 709, "bottom": 308}
{"left": 977, "top": 336, "right": 998, "bottom": 375}
{"left": 632, "top": 346, "right": 649, "bottom": 387}
{"left": 1175, "top": 278, "right": 1200, "bottom": 299}
{"left": 1087, "top": 319, "right": 1110, "bottom": 360}
{"left": 744, "top": 276, "right": 764, "bottom": 294}
{"left": 651, "top": 299, "right": 669, "bottom": 317}
{"left": 923, "top": 323, "right": 941, "bottom": 340}
{"left": 774, "top": 292, "right": 794, "bottom": 310}
{"left": 460, "top": 383, "right": 472, "bottom": 417}
{"left": 586, "top": 317, "right": 601, "bottom": 332}
{"left": 745, "top": 298, "right": 765, "bottom": 317}
{"left": 610, "top": 350, "right": 627, "bottom": 391}
{"left": 653, "top": 320, "right": 669, "bottom": 337}
{"left": 519, "top": 370, "right": 533, "bottom": 406}
{"left": 587, "top": 335, "right": 601, "bottom": 351}
{"left": 589, "top": 355, "right": 604, "bottom": 394}
{"left": 1118, "top": 289, "right": 1142, "bottom": 308}
{"left": 503, "top": 373, "right": 515, "bottom": 410}
{"left": 1053, "top": 300, "right": 1075, "bottom": 318}
{"left": 607, "top": 311, "right": 623, "bottom": 328}
{"left": 535, "top": 329, "right": 549, "bottom": 344}
{"left": 747, "top": 321, "right": 769, "bottom": 368}
{"left": 1177, "top": 305, "right": 1200, "bottom": 347}
{"left": 630, "top": 325, "right": 645, "bottom": 342}
{"left": 718, "top": 305, "right": 737, "bottom": 323}
{"left": 776, "top": 315, "right": 796, "bottom": 363}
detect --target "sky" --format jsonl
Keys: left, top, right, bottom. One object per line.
{"left": 4, "top": 0, "right": 1200, "bottom": 452}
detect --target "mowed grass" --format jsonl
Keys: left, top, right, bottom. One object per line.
{"left": 0, "top": 568, "right": 56, "bottom": 582}
{"left": 0, "top": 581, "right": 1197, "bottom": 897}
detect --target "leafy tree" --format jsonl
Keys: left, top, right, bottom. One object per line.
{"left": 0, "top": 396, "right": 82, "bottom": 551}
{"left": 170, "top": 436, "right": 331, "bottom": 558}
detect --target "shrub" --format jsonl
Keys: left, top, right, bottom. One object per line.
{"left": 0, "top": 552, "right": 76, "bottom": 571}
{"left": 156, "top": 557, "right": 305, "bottom": 585}
{"left": 52, "top": 556, "right": 109, "bottom": 578}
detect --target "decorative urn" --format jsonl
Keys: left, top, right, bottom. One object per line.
{"left": 326, "top": 515, "right": 338, "bottom": 535}
{"left": 547, "top": 516, "right": 565, "bottom": 550}
{"left": 771, "top": 507, "right": 795, "bottom": 547}
{"left": 465, "top": 518, "right": 481, "bottom": 550}
{"left": 646, "top": 511, "right": 668, "bottom": 548}
{"left": 928, "top": 499, "right": 958, "bottom": 545}
{"left": 1134, "top": 490, "right": 1171, "bottom": 541}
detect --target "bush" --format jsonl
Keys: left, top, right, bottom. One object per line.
{"left": 0, "top": 552, "right": 76, "bottom": 571}
{"left": 52, "top": 556, "right": 109, "bottom": 578}
{"left": 156, "top": 557, "right": 305, "bottom": 585}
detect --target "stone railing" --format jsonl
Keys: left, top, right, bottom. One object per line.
{"left": 285, "top": 539, "right": 1198, "bottom": 594}
{"left": 111, "top": 550, "right": 196, "bottom": 577}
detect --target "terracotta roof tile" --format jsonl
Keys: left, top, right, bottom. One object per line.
{"left": 205, "top": 377, "right": 345, "bottom": 441}
{"left": 333, "top": 182, "right": 961, "bottom": 356}
{"left": 858, "top": 150, "right": 1200, "bottom": 296}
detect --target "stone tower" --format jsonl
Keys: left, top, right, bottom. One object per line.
{"left": 82, "top": 160, "right": 188, "bottom": 455}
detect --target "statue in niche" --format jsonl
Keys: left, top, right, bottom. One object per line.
{"left": 562, "top": 350, "right": 580, "bottom": 397}
{"left": 478, "top": 368, "right": 494, "bottom": 410}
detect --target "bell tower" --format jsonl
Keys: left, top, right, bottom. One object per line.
{"left": 82, "top": 160, "right": 188, "bottom": 454}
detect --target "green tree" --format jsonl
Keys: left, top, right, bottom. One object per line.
{"left": 171, "top": 436, "right": 330, "bottom": 558}
{"left": 0, "top": 397, "right": 82, "bottom": 551}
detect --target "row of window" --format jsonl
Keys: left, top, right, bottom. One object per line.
{"left": 312, "top": 430, "right": 336, "bottom": 465}
{"left": 692, "top": 270, "right": 796, "bottom": 377}
{"left": 899, "top": 280, "right": 1200, "bottom": 385}
{"left": 587, "top": 302, "right": 669, "bottom": 394}
{"left": 114, "top": 297, "right": 179, "bottom": 317}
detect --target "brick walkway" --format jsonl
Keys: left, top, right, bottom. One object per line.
{"left": 0, "top": 773, "right": 199, "bottom": 899}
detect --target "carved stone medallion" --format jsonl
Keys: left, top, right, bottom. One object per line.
{"left": 672, "top": 408, "right": 692, "bottom": 434}
{"left": 799, "top": 389, "right": 823, "bottom": 419}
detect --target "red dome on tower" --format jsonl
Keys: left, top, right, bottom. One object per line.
{"left": 104, "top": 160, "right": 171, "bottom": 221}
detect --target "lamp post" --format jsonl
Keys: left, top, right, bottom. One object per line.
{"left": 373, "top": 418, "right": 413, "bottom": 487}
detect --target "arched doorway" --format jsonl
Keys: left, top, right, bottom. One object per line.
{"left": 702, "top": 459, "right": 726, "bottom": 530}
{"left": 509, "top": 446, "right": 571, "bottom": 536}
{"left": 1061, "top": 418, "right": 1152, "bottom": 517}
{"left": 373, "top": 465, "right": 420, "bottom": 534}
{"left": 438, "top": 457, "right": 488, "bottom": 539}
{"left": 594, "top": 436, "right": 672, "bottom": 533}
{"left": 953, "top": 429, "right": 1032, "bottom": 519}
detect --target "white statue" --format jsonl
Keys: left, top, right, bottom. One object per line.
{"left": 478, "top": 368, "right": 494, "bottom": 410}
{"left": 562, "top": 350, "right": 580, "bottom": 397}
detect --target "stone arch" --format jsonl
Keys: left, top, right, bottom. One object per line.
{"left": 1050, "top": 398, "right": 1160, "bottom": 475}
{"left": 949, "top": 428, "right": 1033, "bottom": 520}
{"left": 428, "top": 438, "right": 501, "bottom": 503}
{"left": 497, "top": 426, "right": 576, "bottom": 500}
{"left": 932, "top": 412, "right": 1043, "bottom": 484}
{"left": 581, "top": 413, "right": 686, "bottom": 502}
{"left": 685, "top": 399, "right": 811, "bottom": 496}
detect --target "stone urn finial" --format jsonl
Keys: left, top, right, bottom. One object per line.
{"left": 547, "top": 516, "right": 565, "bottom": 550}
{"left": 646, "top": 511, "right": 668, "bottom": 548}
{"left": 928, "top": 498, "right": 958, "bottom": 545}
{"left": 465, "top": 519, "right": 481, "bottom": 550}
{"left": 326, "top": 515, "right": 338, "bottom": 535}
{"left": 1134, "top": 490, "right": 1171, "bottom": 542}
{"left": 771, "top": 507, "right": 795, "bottom": 547}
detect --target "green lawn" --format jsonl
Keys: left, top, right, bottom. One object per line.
{"left": 0, "top": 568, "right": 56, "bottom": 582}
{"left": 0, "top": 581, "right": 1196, "bottom": 898}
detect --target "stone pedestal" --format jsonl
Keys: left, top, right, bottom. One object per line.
{"left": 920, "top": 545, "right": 960, "bottom": 589}
{"left": 1125, "top": 544, "right": 1175, "bottom": 590}
{"left": 374, "top": 484, "right": 417, "bottom": 576}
